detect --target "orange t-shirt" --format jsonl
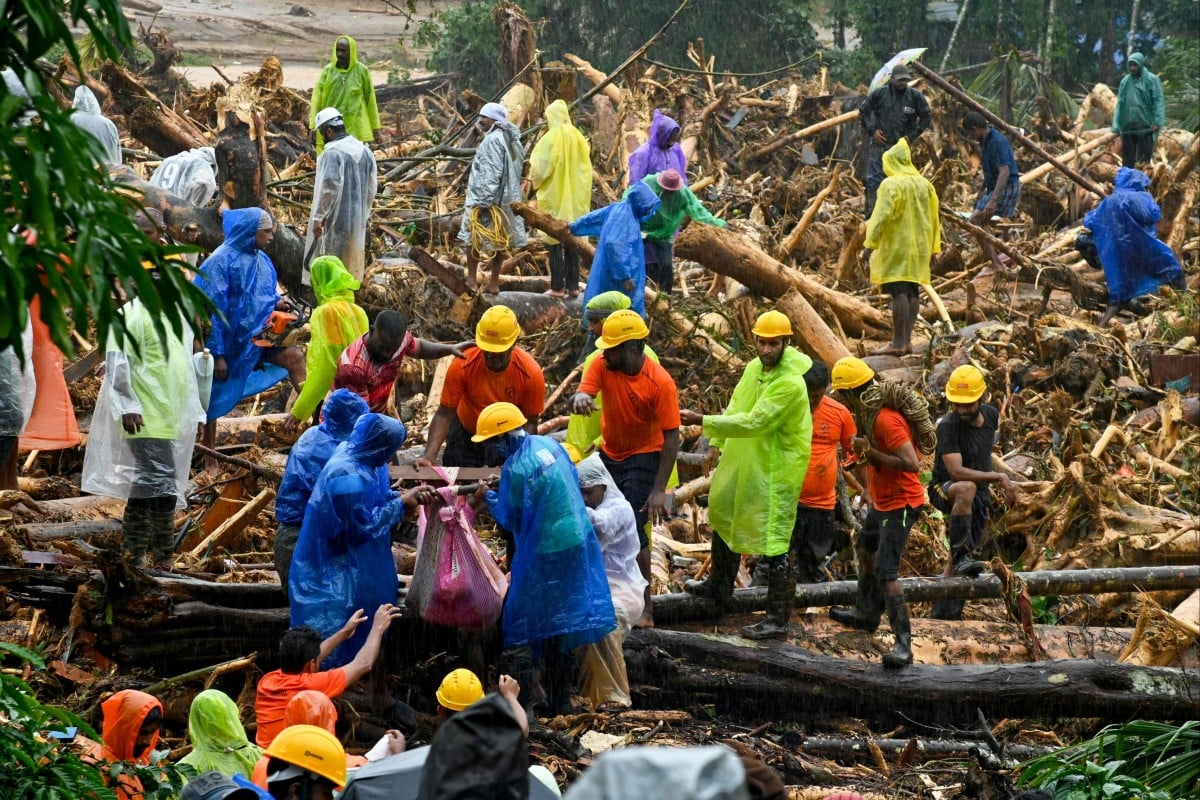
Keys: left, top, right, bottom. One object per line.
{"left": 439, "top": 347, "right": 546, "bottom": 433}
{"left": 579, "top": 355, "right": 681, "bottom": 461}
{"left": 254, "top": 668, "right": 347, "bottom": 748}
{"left": 798, "top": 396, "right": 857, "bottom": 510}
{"left": 867, "top": 407, "right": 926, "bottom": 512}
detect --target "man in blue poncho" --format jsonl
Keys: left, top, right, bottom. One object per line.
{"left": 194, "top": 208, "right": 306, "bottom": 448}
{"left": 571, "top": 182, "right": 661, "bottom": 319}
{"left": 1080, "top": 167, "right": 1186, "bottom": 326}
{"left": 471, "top": 401, "right": 615, "bottom": 715}
{"left": 273, "top": 388, "right": 369, "bottom": 585}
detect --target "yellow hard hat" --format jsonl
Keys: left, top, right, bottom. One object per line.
{"left": 830, "top": 357, "right": 875, "bottom": 391}
{"left": 945, "top": 364, "right": 986, "bottom": 403}
{"left": 435, "top": 668, "right": 485, "bottom": 711}
{"left": 750, "top": 310, "right": 793, "bottom": 338}
{"left": 475, "top": 305, "right": 521, "bottom": 353}
{"left": 596, "top": 309, "right": 649, "bottom": 350}
{"left": 561, "top": 442, "right": 583, "bottom": 463}
{"left": 264, "top": 724, "right": 347, "bottom": 787}
{"left": 470, "top": 401, "right": 528, "bottom": 443}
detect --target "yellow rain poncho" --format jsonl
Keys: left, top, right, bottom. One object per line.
{"left": 179, "top": 689, "right": 262, "bottom": 779}
{"left": 864, "top": 137, "right": 940, "bottom": 287}
{"left": 529, "top": 99, "right": 593, "bottom": 244}
{"left": 703, "top": 347, "right": 812, "bottom": 556}
{"left": 310, "top": 35, "right": 381, "bottom": 152}
{"left": 291, "top": 256, "right": 368, "bottom": 422}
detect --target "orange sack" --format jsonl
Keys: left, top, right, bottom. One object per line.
{"left": 19, "top": 297, "right": 81, "bottom": 451}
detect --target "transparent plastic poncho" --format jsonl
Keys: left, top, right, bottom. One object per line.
{"left": 302, "top": 138, "right": 378, "bottom": 283}
{"left": 150, "top": 147, "right": 218, "bottom": 207}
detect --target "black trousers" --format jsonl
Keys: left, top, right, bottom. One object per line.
{"left": 1121, "top": 133, "right": 1154, "bottom": 168}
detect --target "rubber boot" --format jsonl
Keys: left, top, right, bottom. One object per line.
{"left": 121, "top": 497, "right": 155, "bottom": 566}
{"left": 684, "top": 533, "right": 738, "bottom": 607}
{"left": 829, "top": 542, "right": 883, "bottom": 632}
{"left": 148, "top": 495, "right": 177, "bottom": 568}
{"left": 742, "top": 555, "right": 795, "bottom": 640}
{"left": 948, "top": 515, "right": 985, "bottom": 577}
{"left": 882, "top": 594, "right": 913, "bottom": 668}
{"left": 750, "top": 559, "right": 770, "bottom": 587}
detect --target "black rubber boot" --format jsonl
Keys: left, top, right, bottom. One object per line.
{"left": 948, "top": 515, "right": 985, "bottom": 577}
{"left": 882, "top": 594, "right": 913, "bottom": 668}
{"left": 684, "top": 533, "right": 739, "bottom": 607}
{"left": 121, "top": 497, "right": 155, "bottom": 566}
{"left": 829, "top": 542, "right": 883, "bottom": 632}
{"left": 929, "top": 597, "right": 967, "bottom": 620}
{"left": 742, "top": 555, "right": 795, "bottom": 640}
{"left": 750, "top": 559, "right": 770, "bottom": 587}
{"left": 148, "top": 495, "right": 177, "bottom": 567}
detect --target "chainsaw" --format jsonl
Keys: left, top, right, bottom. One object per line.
{"left": 252, "top": 295, "right": 313, "bottom": 348}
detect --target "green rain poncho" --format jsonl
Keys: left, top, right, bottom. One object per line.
{"left": 179, "top": 689, "right": 262, "bottom": 780}
{"left": 864, "top": 138, "right": 940, "bottom": 287}
{"left": 703, "top": 347, "right": 812, "bottom": 557}
{"left": 310, "top": 35, "right": 381, "bottom": 151}
{"left": 291, "top": 256, "right": 369, "bottom": 422}
{"left": 1113, "top": 53, "right": 1166, "bottom": 141}
{"left": 630, "top": 173, "right": 725, "bottom": 242}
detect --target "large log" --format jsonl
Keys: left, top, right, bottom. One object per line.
{"left": 511, "top": 202, "right": 595, "bottom": 266}
{"left": 625, "top": 627, "right": 1200, "bottom": 723}
{"left": 775, "top": 291, "right": 850, "bottom": 365}
{"left": 214, "top": 85, "right": 270, "bottom": 211}
{"left": 100, "top": 62, "right": 207, "bottom": 156}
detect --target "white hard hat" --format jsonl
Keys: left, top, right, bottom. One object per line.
{"left": 314, "top": 107, "right": 344, "bottom": 129}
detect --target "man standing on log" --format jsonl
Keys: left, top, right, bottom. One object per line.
{"left": 680, "top": 311, "right": 812, "bottom": 640}
{"left": 573, "top": 310, "right": 681, "bottom": 628}
{"left": 864, "top": 138, "right": 940, "bottom": 356}
{"left": 632, "top": 168, "right": 726, "bottom": 295}
{"left": 418, "top": 305, "right": 544, "bottom": 468}
{"left": 859, "top": 64, "right": 930, "bottom": 217}
{"left": 828, "top": 357, "right": 925, "bottom": 668}
{"left": 460, "top": 103, "right": 528, "bottom": 294}
{"left": 927, "top": 365, "right": 1015, "bottom": 620}
{"left": 1113, "top": 53, "right": 1166, "bottom": 169}
{"left": 964, "top": 112, "right": 1021, "bottom": 276}
{"left": 310, "top": 35, "right": 381, "bottom": 152}
{"left": 303, "top": 109, "right": 378, "bottom": 284}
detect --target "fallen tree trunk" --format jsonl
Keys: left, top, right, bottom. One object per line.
{"left": 625, "top": 627, "right": 1200, "bottom": 723}
{"left": 511, "top": 202, "right": 595, "bottom": 266}
{"left": 797, "top": 735, "right": 1052, "bottom": 761}
{"left": 100, "top": 62, "right": 208, "bottom": 156}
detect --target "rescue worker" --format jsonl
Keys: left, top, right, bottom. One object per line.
{"left": 418, "top": 305, "right": 545, "bottom": 468}
{"left": 84, "top": 689, "right": 164, "bottom": 800}
{"left": 864, "top": 138, "right": 940, "bottom": 356}
{"left": 859, "top": 64, "right": 931, "bottom": 216}
{"left": 680, "top": 311, "right": 813, "bottom": 640}
{"left": 1113, "top": 53, "right": 1166, "bottom": 168}
{"left": 460, "top": 103, "right": 527, "bottom": 294}
{"left": 435, "top": 668, "right": 485, "bottom": 717}
{"left": 179, "top": 689, "right": 262, "bottom": 780}
{"left": 310, "top": 35, "right": 381, "bottom": 151}
{"left": 572, "top": 310, "right": 682, "bottom": 628}
{"left": 627, "top": 109, "right": 688, "bottom": 186}
{"left": 472, "top": 402, "right": 615, "bottom": 714}
{"left": 633, "top": 169, "right": 725, "bottom": 294}
{"left": 963, "top": 112, "right": 1021, "bottom": 276}
{"left": 828, "top": 357, "right": 925, "bottom": 668}
{"left": 149, "top": 147, "right": 218, "bottom": 208}
{"left": 0, "top": 319, "right": 34, "bottom": 490}
{"left": 303, "top": 110, "right": 378, "bottom": 284}
{"left": 262, "top": 724, "right": 346, "bottom": 800}
{"left": 529, "top": 99, "right": 592, "bottom": 298}
{"left": 274, "top": 389, "right": 369, "bottom": 585}
{"left": 288, "top": 257, "right": 369, "bottom": 429}
{"left": 71, "top": 85, "right": 121, "bottom": 165}
{"left": 250, "top": 691, "right": 373, "bottom": 788}
{"left": 571, "top": 182, "right": 661, "bottom": 319}
{"left": 928, "top": 365, "right": 1016, "bottom": 619}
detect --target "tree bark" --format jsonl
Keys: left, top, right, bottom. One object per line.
{"left": 511, "top": 202, "right": 595, "bottom": 266}
{"left": 100, "top": 62, "right": 207, "bottom": 156}
{"left": 774, "top": 291, "right": 851, "bottom": 365}
{"left": 215, "top": 87, "right": 270, "bottom": 211}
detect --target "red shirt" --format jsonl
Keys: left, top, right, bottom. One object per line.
{"left": 439, "top": 346, "right": 546, "bottom": 433}
{"left": 579, "top": 355, "right": 680, "bottom": 461}
{"left": 867, "top": 407, "right": 926, "bottom": 512}
{"left": 254, "top": 667, "right": 347, "bottom": 748}
{"left": 333, "top": 332, "right": 419, "bottom": 413}
{"left": 799, "top": 395, "right": 857, "bottom": 510}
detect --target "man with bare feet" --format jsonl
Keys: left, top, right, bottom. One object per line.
{"left": 459, "top": 103, "right": 527, "bottom": 295}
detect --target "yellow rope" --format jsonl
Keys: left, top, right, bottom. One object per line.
{"left": 466, "top": 206, "right": 511, "bottom": 252}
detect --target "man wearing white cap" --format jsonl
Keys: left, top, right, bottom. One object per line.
{"left": 303, "top": 108, "right": 378, "bottom": 284}
{"left": 459, "top": 102, "right": 528, "bottom": 294}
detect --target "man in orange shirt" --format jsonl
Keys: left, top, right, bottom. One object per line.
{"left": 828, "top": 357, "right": 925, "bottom": 668}
{"left": 418, "top": 305, "right": 545, "bottom": 468}
{"left": 572, "top": 310, "right": 681, "bottom": 627}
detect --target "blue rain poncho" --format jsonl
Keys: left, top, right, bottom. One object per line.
{"left": 193, "top": 208, "right": 288, "bottom": 421}
{"left": 571, "top": 182, "right": 661, "bottom": 318}
{"left": 289, "top": 414, "right": 407, "bottom": 667}
{"left": 1083, "top": 167, "right": 1184, "bottom": 304}
{"left": 487, "top": 435, "right": 615, "bottom": 651}
{"left": 274, "top": 388, "right": 369, "bottom": 526}
{"left": 71, "top": 86, "right": 122, "bottom": 166}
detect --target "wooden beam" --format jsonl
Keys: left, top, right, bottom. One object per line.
{"left": 186, "top": 487, "right": 275, "bottom": 559}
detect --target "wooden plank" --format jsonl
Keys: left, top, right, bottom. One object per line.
{"left": 187, "top": 487, "right": 275, "bottom": 559}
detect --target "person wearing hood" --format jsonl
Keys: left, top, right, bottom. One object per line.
{"left": 82, "top": 211, "right": 205, "bottom": 568}
{"left": 459, "top": 102, "right": 528, "bottom": 294}
{"left": 71, "top": 85, "right": 122, "bottom": 166}
{"left": 84, "top": 689, "right": 164, "bottom": 800}
{"left": 627, "top": 109, "right": 688, "bottom": 186}
{"left": 193, "top": 208, "right": 305, "bottom": 445}
{"left": 289, "top": 257, "right": 369, "bottom": 428}
{"left": 150, "top": 146, "right": 218, "bottom": 207}
{"left": 472, "top": 402, "right": 615, "bottom": 714}
{"left": 180, "top": 689, "right": 263, "bottom": 780}
{"left": 303, "top": 109, "right": 378, "bottom": 284}
{"left": 863, "top": 137, "right": 940, "bottom": 356}
{"left": 0, "top": 319, "right": 36, "bottom": 491}
{"left": 310, "top": 35, "right": 381, "bottom": 151}
{"left": 1113, "top": 53, "right": 1166, "bottom": 168}
{"left": 963, "top": 112, "right": 1021, "bottom": 276}
{"left": 564, "top": 745, "right": 754, "bottom": 800}
{"left": 630, "top": 168, "right": 725, "bottom": 294}
{"left": 529, "top": 99, "right": 592, "bottom": 298}
{"left": 289, "top": 414, "right": 433, "bottom": 667}
{"left": 681, "top": 311, "right": 812, "bottom": 641}
{"left": 1082, "top": 166, "right": 1186, "bottom": 326}
{"left": 570, "top": 182, "right": 661, "bottom": 317}
{"left": 274, "top": 388, "right": 369, "bottom": 584}
{"left": 575, "top": 454, "right": 646, "bottom": 710}
{"left": 859, "top": 64, "right": 931, "bottom": 217}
